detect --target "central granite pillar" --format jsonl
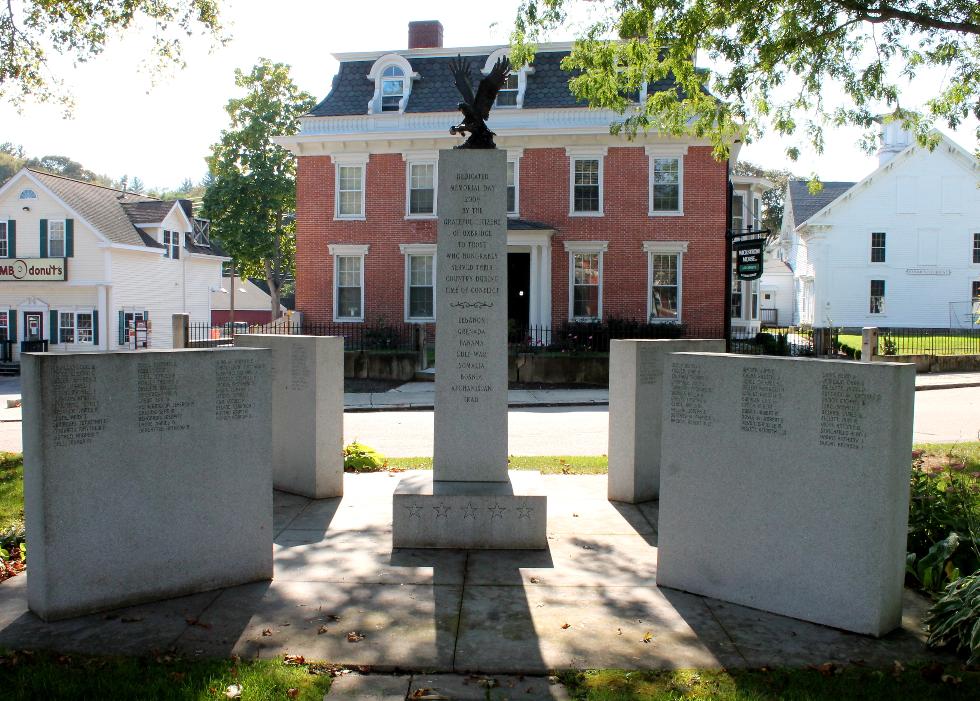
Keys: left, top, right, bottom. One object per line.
{"left": 393, "top": 149, "right": 547, "bottom": 549}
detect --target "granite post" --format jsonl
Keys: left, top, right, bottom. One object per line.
{"left": 171, "top": 313, "right": 189, "bottom": 349}
{"left": 656, "top": 353, "right": 915, "bottom": 636}
{"left": 23, "top": 348, "right": 272, "bottom": 621}
{"left": 392, "top": 149, "right": 546, "bottom": 549}
{"left": 607, "top": 339, "right": 725, "bottom": 504}
{"left": 236, "top": 334, "right": 344, "bottom": 498}
{"left": 861, "top": 327, "right": 879, "bottom": 362}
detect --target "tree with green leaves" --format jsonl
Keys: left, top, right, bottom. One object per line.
{"left": 512, "top": 1, "right": 980, "bottom": 159}
{"left": 1, "top": 1, "right": 223, "bottom": 108}
{"left": 734, "top": 162, "right": 805, "bottom": 234}
{"left": 202, "top": 59, "right": 315, "bottom": 318}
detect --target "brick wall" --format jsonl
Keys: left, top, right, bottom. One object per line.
{"left": 295, "top": 145, "right": 728, "bottom": 333}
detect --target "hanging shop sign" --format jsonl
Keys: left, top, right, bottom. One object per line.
{"left": 0, "top": 258, "right": 67, "bottom": 282}
{"left": 733, "top": 238, "right": 766, "bottom": 281}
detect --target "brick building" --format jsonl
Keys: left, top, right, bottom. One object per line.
{"left": 276, "top": 21, "right": 741, "bottom": 337}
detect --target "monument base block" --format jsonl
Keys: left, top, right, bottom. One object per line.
{"left": 393, "top": 471, "right": 547, "bottom": 549}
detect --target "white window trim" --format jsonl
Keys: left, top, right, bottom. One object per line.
{"left": 507, "top": 148, "right": 524, "bottom": 218}
{"left": 366, "top": 54, "right": 419, "bottom": 115}
{"left": 644, "top": 242, "right": 688, "bottom": 323}
{"left": 566, "top": 147, "right": 607, "bottom": 217}
{"left": 731, "top": 193, "right": 745, "bottom": 233}
{"left": 972, "top": 233, "right": 980, "bottom": 266}
{"left": 869, "top": 278, "right": 886, "bottom": 316}
{"left": 48, "top": 219, "right": 67, "bottom": 257}
{"left": 645, "top": 145, "right": 687, "bottom": 216}
{"left": 482, "top": 48, "right": 534, "bottom": 109}
{"left": 402, "top": 152, "right": 438, "bottom": 219}
{"left": 329, "top": 244, "right": 369, "bottom": 322}
{"left": 0, "top": 310, "right": 8, "bottom": 340}
{"left": 869, "top": 230, "right": 887, "bottom": 264}
{"left": 564, "top": 241, "right": 608, "bottom": 321}
{"left": 334, "top": 155, "right": 368, "bottom": 220}
{"left": 18, "top": 189, "right": 37, "bottom": 200}
{"left": 0, "top": 222, "right": 7, "bottom": 258}
{"left": 400, "top": 243, "right": 437, "bottom": 322}
{"left": 57, "top": 308, "right": 96, "bottom": 346}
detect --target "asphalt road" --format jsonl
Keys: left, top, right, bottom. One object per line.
{"left": 345, "top": 388, "right": 980, "bottom": 456}
{"left": 1, "top": 381, "right": 976, "bottom": 455}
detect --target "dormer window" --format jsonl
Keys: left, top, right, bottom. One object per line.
{"left": 366, "top": 54, "right": 418, "bottom": 114}
{"left": 18, "top": 189, "right": 37, "bottom": 200}
{"left": 496, "top": 72, "right": 518, "bottom": 107}
{"left": 482, "top": 48, "right": 533, "bottom": 109}
{"left": 381, "top": 66, "right": 404, "bottom": 111}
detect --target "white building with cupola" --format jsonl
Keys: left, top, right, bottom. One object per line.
{"left": 763, "top": 123, "right": 980, "bottom": 329}
{"left": 0, "top": 168, "right": 226, "bottom": 366}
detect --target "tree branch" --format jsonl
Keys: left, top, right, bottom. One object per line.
{"left": 832, "top": 0, "right": 980, "bottom": 35}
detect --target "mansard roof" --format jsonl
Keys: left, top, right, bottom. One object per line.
{"left": 309, "top": 47, "right": 682, "bottom": 117}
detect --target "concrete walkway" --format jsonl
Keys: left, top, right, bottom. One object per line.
{"left": 0, "top": 473, "right": 947, "bottom": 675}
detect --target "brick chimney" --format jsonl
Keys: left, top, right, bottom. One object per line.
{"left": 408, "top": 20, "right": 444, "bottom": 49}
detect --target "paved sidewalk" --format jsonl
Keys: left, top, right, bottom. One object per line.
{"left": 914, "top": 371, "right": 980, "bottom": 391}
{"left": 0, "top": 473, "right": 948, "bottom": 674}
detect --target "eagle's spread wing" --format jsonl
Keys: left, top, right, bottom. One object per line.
{"left": 474, "top": 56, "right": 511, "bottom": 120}
{"left": 449, "top": 55, "right": 476, "bottom": 107}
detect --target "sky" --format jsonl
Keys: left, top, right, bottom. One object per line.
{"left": 2, "top": 0, "right": 977, "bottom": 191}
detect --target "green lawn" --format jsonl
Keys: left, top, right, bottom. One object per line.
{"left": 0, "top": 650, "right": 332, "bottom": 701}
{"left": 388, "top": 454, "right": 608, "bottom": 474}
{"left": 838, "top": 333, "right": 980, "bottom": 357}
{"left": 0, "top": 452, "right": 23, "bottom": 530}
{"left": 560, "top": 665, "right": 980, "bottom": 700}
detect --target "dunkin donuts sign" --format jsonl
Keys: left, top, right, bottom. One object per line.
{"left": 0, "top": 258, "right": 66, "bottom": 281}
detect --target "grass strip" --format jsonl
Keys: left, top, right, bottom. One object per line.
{"left": 560, "top": 664, "right": 980, "bottom": 700}
{"left": 387, "top": 454, "right": 609, "bottom": 474}
{"left": 0, "top": 649, "right": 333, "bottom": 701}
{"left": 0, "top": 453, "right": 23, "bottom": 531}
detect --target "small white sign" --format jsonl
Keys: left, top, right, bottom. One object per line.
{"left": 905, "top": 268, "right": 951, "bottom": 276}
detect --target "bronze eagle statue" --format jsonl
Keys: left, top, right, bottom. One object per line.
{"left": 448, "top": 54, "right": 511, "bottom": 149}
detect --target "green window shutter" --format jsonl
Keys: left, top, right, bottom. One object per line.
{"left": 8, "top": 311, "right": 16, "bottom": 342}
{"left": 6, "top": 221, "right": 14, "bottom": 258}
{"left": 49, "top": 310, "right": 58, "bottom": 344}
{"left": 39, "top": 219, "right": 48, "bottom": 257}
{"left": 143, "top": 310, "right": 149, "bottom": 321}
{"left": 65, "top": 219, "right": 74, "bottom": 257}
{"left": 92, "top": 309, "right": 99, "bottom": 346}
{"left": 118, "top": 310, "right": 125, "bottom": 346}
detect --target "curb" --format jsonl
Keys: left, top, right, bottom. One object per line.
{"left": 915, "top": 382, "right": 980, "bottom": 392}
{"left": 345, "top": 400, "right": 609, "bottom": 412}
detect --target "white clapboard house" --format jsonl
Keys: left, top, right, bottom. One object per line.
{"left": 764, "top": 123, "right": 980, "bottom": 329}
{"left": 0, "top": 168, "right": 226, "bottom": 364}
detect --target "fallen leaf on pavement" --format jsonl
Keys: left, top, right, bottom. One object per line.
{"left": 317, "top": 625, "right": 329, "bottom": 634}
{"left": 642, "top": 631, "right": 653, "bottom": 643}
{"left": 261, "top": 629, "right": 273, "bottom": 637}
{"left": 347, "top": 631, "right": 365, "bottom": 642}
{"left": 529, "top": 576, "right": 540, "bottom": 583}
{"left": 561, "top": 623, "right": 571, "bottom": 630}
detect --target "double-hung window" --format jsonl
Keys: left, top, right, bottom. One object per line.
{"left": 329, "top": 244, "right": 368, "bottom": 321}
{"left": 871, "top": 232, "right": 886, "bottom": 263}
{"left": 972, "top": 281, "right": 980, "bottom": 300}
{"left": 407, "top": 162, "right": 435, "bottom": 216}
{"left": 162, "top": 230, "right": 180, "bottom": 259}
{"left": 401, "top": 244, "right": 436, "bottom": 321}
{"left": 48, "top": 220, "right": 66, "bottom": 257}
{"left": 567, "top": 148, "right": 605, "bottom": 215}
{"left": 0, "top": 311, "right": 8, "bottom": 341}
{"left": 496, "top": 72, "right": 519, "bottom": 106}
{"left": 565, "top": 241, "right": 607, "bottom": 320}
{"left": 507, "top": 161, "right": 517, "bottom": 215}
{"left": 731, "top": 266, "right": 743, "bottom": 318}
{"left": 58, "top": 311, "right": 94, "bottom": 345}
{"left": 752, "top": 197, "right": 761, "bottom": 229}
{"left": 973, "top": 233, "right": 980, "bottom": 264}
{"left": 0, "top": 222, "right": 6, "bottom": 257}
{"left": 335, "top": 156, "right": 367, "bottom": 219}
{"left": 644, "top": 242, "right": 687, "bottom": 322}
{"left": 870, "top": 280, "right": 885, "bottom": 314}
{"left": 381, "top": 66, "right": 404, "bottom": 112}
{"left": 731, "top": 194, "right": 744, "bottom": 233}
{"left": 647, "top": 146, "right": 686, "bottom": 215}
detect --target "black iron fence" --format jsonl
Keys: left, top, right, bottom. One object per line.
{"left": 188, "top": 321, "right": 428, "bottom": 352}
{"left": 189, "top": 320, "right": 980, "bottom": 359}
{"left": 876, "top": 327, "right": 980, "bottom": 356}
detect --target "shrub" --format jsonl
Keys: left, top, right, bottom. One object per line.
{"left": 906, "top": 454, "right": 980, "bottom": 593}
{"left": 925, "top": 572, "right": 980, "bottom": 665}
{"left": 343, "top": 442, "right": 387, "bottom": 472}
